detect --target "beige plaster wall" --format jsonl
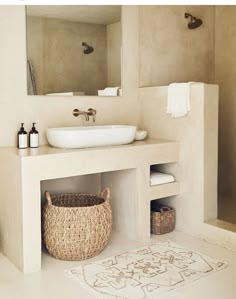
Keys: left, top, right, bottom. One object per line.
{"left": 215, "top": 6, "right": 236, "bottom": 202}
{"left": 0, "top": 5, "right": 139, "bottom": 148}
{"left": 27, "top": 16, "right": 107, "bottom": 95}
{"left": 139, "top": 5, "right": 215, "bottom": 87}
{"left": 107, "top": 21, "right": 121, "bottom": 87}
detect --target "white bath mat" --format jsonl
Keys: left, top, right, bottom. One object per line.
{"left": 66, "top": 240, "right": 227, "bottom": 299}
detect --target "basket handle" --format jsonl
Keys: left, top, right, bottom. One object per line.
{"left": 45, "top": 191, "right": 52, "bottom": 205}
{"left": 160, "top": 207, "right": 172, "bottom": 213}
{"left": 100, "top": 187, "right": 111, "bottom": 201}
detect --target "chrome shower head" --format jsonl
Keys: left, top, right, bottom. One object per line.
{"left": 82, "top": 42, "right": 94, "bottom": 54}
{"left": 185, "top": 13, "right": 203, "bottom": 29}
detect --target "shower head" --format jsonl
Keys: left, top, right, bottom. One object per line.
{"left": 184, "top": 13, "right": 203, "bottom": 29}
{"left": 82, "top": 42, "right": 94, "bottom": 54}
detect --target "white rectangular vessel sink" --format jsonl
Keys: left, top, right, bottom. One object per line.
{"left": 47, "top": 125, "right": 137, "bottom": 149}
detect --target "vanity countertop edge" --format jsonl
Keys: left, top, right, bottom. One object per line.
{"left": 0, "top": 138, "right": 179, "bottom": 159}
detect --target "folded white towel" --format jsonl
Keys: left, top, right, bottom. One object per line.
{"left": 105, "top": 87, "right": 119, "bottom": 96}
{"left": 150, "top": 171, "right": 175, "bottom": 186}
{"left": 46, "top": 92, "right": 74, "bottom": 96}
{"left": 98, "top": 87, "right": 120, "bottom": 96}
{"left": 167, "top": 82, "right": 191, "bottom": 118}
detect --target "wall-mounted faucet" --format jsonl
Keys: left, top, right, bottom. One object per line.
{"left": 87, "top": 108, "right": 96, "bottom": 122}
{"left": 73, "top": 108, "right": 97, "bottom": 122}
{"left": 73, "top": 109, "right": 89, "bottom": 121}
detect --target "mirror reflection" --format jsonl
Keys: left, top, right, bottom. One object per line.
{"left": 26, "top": 5, "right": 122, "bottom": 96}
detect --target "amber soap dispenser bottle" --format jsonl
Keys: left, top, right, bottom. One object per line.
{"left": 29, "top": 122, "right": 39, "bottom": 148}
{"left": 18, "top": 123, "right": 28, "bottom": 149}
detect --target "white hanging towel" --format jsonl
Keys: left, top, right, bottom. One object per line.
{"left": 167, "top": 82, "right": 191, "bottom": 118}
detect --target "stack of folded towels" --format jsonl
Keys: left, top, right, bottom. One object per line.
{"left": 150, "top": 171, "right": 175, "bottom": 186}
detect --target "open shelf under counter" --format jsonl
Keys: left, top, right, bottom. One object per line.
{"left": 0, "top": 137, "right": 179, "bottom": 273}
{"left": 149, "top": 181, "right": 180, "bottom": 201}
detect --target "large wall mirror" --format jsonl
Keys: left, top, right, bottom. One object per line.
{"left": 26, "top": 5, "right": 122, "bottom": 97}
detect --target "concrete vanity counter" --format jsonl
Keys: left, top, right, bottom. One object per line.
{"left": 0, "top": 138, "right": 179, "bottom": 273}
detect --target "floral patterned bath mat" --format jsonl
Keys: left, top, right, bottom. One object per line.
{"left": 65, "top": 240, "right": 227, "bottom": 299}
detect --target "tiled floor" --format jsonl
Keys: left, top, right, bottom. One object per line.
{"left": 1, "top": 231, "right": 236, "bottom": 299}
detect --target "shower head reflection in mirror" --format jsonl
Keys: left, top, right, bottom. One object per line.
{"left": 26, "top": 5, "right": 122, "bottom": 96}
{"left": 82, "top": 42, "right": 94, "bottom": 54}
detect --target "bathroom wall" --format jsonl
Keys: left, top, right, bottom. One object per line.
{"left": 215, "top": 6, "right": 236, "bottom": 222}
{"left": 0, "top": 5, "right": 226, "bottom": 249}
{"left": 0, "top": 6, "right": 215, "bottom": 149}
{"left": 0, "top": 6, "right": 139, "bottom": 147}
{"left": 0, "top": 5, "right": 139, "bottom": 207}
{"left": 107, "top": 21, "right": 121, "bottom": 87}
{"left": 137, "top": 6, "right": 221, "bottom": 239}
{"left": 27, "top": 16, "right": 107, "bottom": 95}
{"left": 139, "top": 5, "right": 215, "bottom": 87}
{"left": 138, "top": 5, "right": 236, "bottom": 226}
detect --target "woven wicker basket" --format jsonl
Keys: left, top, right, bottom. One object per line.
{"left": 151, "top": 202, "right": 175, "bottom": 235}
{"left": 42, "top": 187, "right": 112, "bottom": 261}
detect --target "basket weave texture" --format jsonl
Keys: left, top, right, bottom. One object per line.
{"left": 42, "top": 187, "right": 112, "bottom": 261}
{"left": 151, "top": 203, "right": 175, "bottom": 235}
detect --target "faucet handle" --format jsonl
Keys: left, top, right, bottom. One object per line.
{"left": 73, "top": 108, "right": 80, "bottom": 117}
{"left": 72, "top": 109, "right": 89, "bottom": 121}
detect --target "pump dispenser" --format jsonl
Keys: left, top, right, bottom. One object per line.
{"left": 29, "top": 122, "right": 39, "bottom": 148}
{"left": 18, "top": 123, "right": 28, "bottom": 149}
